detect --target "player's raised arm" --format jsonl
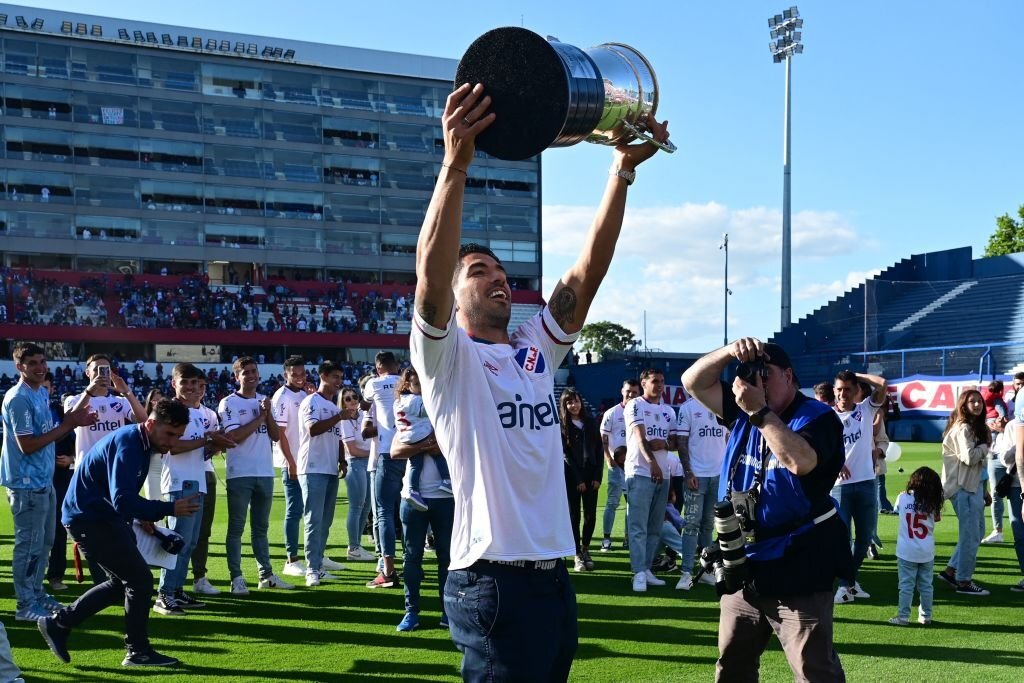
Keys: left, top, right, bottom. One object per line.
{"left": 415, "top": 83, "right": 495, "bottom": 327}
{"left": 547, "top": 118, "right": 670, "bottom": 334}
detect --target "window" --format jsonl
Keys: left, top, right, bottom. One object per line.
{"left": 139, "top": 99, "right": 200, "bottom": 134}
{"left": 465, "top": 166, "right": 487, "bottom": 195}
{"left": 489, "top": 239, "right": 538, "bottom": 263}
{"left": 264, "top": 69, "right": 318, "bottom": 105}
{"left": 488, "top": 204, "right": 538, "bottom": 233}
{"left": 140, "top": 219, "right": 201, "bottom": 246}
{"left": 73, "top": 133, "right": 139, "bottom": 168}
{"left": 5, "top": 127, "right": 72, "bottom": 163}
{"left": 263, "top": 110, "right": 320, "bottom": 144}
{"left": 326, "top": 193, "right": 380, "bottom": 224}
{"left": 140, "top": 139, "right": 203, "bottom": 174}
{"left": 324, "top": 230, "right": 377, "bottom": 255}
{"left": 204, "top": 223, "right": 265, "bottom": 248}
{"left": 78, "top": 256, "right": 141, "bottom": 273}
{"left": 200, "top": 63, "right": 262, "bottom": 99}
{"left": 380, "top": 232, "right": 418, "bottom": 256}
{"left": 75, "top": 174, "right": 138, "bottom": 209}
{"left": 71, "top": 46, "right": 136, "bottom": 85}
{"left": 203, "top": 103, "right": 261, "bottom": 139}
{"left": 4, "top": 39, "right": 37, "bottom": 76}
{"left": 72, "top": 91, "right": 138, "bottom": 127}
{"left": 4, "top": 84, "right": 72, "bottom": 120}
{"left": 463, "top": 202, "right": 487, "bottom": 232}
{"left": 203, "top": 184, "right": 262, "bottom": 217}
{"left": 321, "top": 74, "right": 380, "bottom": 111}
{"left": 381, "top": 196, "right": 426, "bottom": 227}
{"left": 265, "top": 190, "right": 322, "bottom": 220}
{"left": 5, "top": 169, "right": 73, "bottom": 204}
{"left": 323, "top": 115, "right": 378, "bottom": 148}
{"left": 379, "top": 81, "right": 437, "bottom": 117}
{"left": 37, "top": 43, "right": 69, "bottom": 80}
{"left": 140, "top": 179, "right": 202, "bottom": 212}
{"left": 488, "top": 167, "right": 538, "bottom": 198}
{"left": 324, "top": 154, "right": 379, "bottom": 186}
{"left": 267, "top": 149, "right": 321, "bottom": 184}
{"left": 205, "top": 143, "right": 265, "bottom": 179}
{"left": 8, "top": 211, "right": 71, "bottom": 238}
{"left": 381, "top": 121, "right": 433, "bottom": 154}
{"left": 266, "top": 226, "right": 321, "bottom": 251}
{"left": 138, "top": 55, "right": 198, "bottom": 91}
{"left": 75, "top": 215, "right": 140, "bottom": 241}
{"left": 381, "top": 159, "right": 434, "bottom": 191}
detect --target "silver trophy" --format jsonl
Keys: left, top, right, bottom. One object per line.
{"left": 455, "top": 28, "right": 677, "bottom": 161}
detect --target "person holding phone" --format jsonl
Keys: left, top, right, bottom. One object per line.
{"left": 37, "top": 399, "right": 202, "bottom": 668}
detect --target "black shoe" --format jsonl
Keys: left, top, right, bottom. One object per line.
{"left": 174, "top": 590, "right": 206, "bottom": 609}
{"left": 38, "top": 616, "right": 70, "bottom": 664}
{"left": 867, "top": 544, "right": 879, "bottom": 560}
{"left": 153, "top": 594, "right": 186, "bottom": 616}
{"left": 937, "top": 571, "right": 958, "bottom": 588}
{"left": 122, "top": 648, "right": 180, "bottom": 667}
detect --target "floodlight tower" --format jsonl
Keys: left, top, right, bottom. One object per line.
{"left": 768, "top": 6, "right": 803, "bottom": 329}
{"left": 720, "top": 234, "right": 731, "bottom": 346}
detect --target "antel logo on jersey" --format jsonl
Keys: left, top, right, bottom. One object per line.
{"left": 698, "top": 425, "right": 725, "bottom": 438}
{"left": 514, "top": 346, "right": 546, "bottom": 374}
{"left": 497, "top": 393, "right": 559, "bottom": 431}
{"left": 90, "top": 420, "right": 122, "bottom": 432}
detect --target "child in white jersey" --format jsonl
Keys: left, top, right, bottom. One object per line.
{"left": 890, "top": 466, "right": 943, "bottom": 626}
{"left": 394, "top": 368, "right": 451, "bottom": 511}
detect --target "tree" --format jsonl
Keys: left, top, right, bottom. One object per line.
{"left": 984, "top": 205, "right": 1024, "bottom": 257}
{"left": 577, "top": 321, "right": 638, "bottom": 355}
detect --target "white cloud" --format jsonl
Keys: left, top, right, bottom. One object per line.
{"left": 795, "top": 269, "right": 884, "bottom": 301}
{"left": 541, "top": 201, "right": 867, "bottom": 350}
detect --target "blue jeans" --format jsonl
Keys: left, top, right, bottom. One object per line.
{"left": 159, "top": 491, "right": 205, "bottom": 594}
{"left": 300, "top": 473, "right": 339, "bottom": 572}
{"left": 877, "top": 474, "right": 894, "bottom": 513}
{"left": 280, "top": 468, "right": 304, "bottom": 559}
{"left": 602, "top": 467, "right": 626, "bottom": 538}
{"left": 625, "top": 475, "right": 670, "bottom": 574}
{"left": 225, "top": 476, "right": 274, "bottom": 579}
{"left": 400, "top": 497, "right": 454, "bottom": 614}
{"left": 947, "top": 486, "right": 984, "bottom": 581}
{"left": 345, "top": 458, "right": 372, "bottom": 550}
{"left": 0, "top": 622, "right": 20, "bottom": 682}
{"left": 896, "top": 558, "right": 933, "bottom": 621}
{"left": 832, "top": 479, "right": 877, "bottom": 587}
{"left": 8, "top": 486, "right": 56, "bottom": 609}
{"left": 680, "top": 475, "right": 719, "bottom": 572}
{"left": 374, "top": 454, "right": 405, "bottom": 558}
{"left": 445, "top": 560, "right": 577, "bottom": 682}
{"left": 660, "top": 521, "right": 683, "bottom": 554}
{"left": 989, "top": 457, "right": 1007, "bottom": 531}
{"left": 1007, "top": 484, "right": 1024, "bottom": 573}
{"left": 409, "top": 453, "right": 450, "bottom": 491}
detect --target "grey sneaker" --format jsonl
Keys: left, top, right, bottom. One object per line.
{"left": 122, "top": 647, "right": 179, "bottom": 667}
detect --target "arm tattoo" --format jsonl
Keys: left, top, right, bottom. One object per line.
{"left": 417, "top": 301, "right": 438, "bottom": 327}
{"left": 549, "top": 286, "right": 578, "bottom": 328}
{"left": 678, "top": 435, "right": 692, "bottom": 476}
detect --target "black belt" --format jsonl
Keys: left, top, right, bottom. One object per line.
{"left": 479, "top": 558, "right": 560, "bottom": 571}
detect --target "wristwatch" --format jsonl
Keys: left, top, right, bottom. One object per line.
{"left": 748, "top": 406, "right": 771, "bottom": 428}
{"left": 609, "top": 167, "right": 635, "bottom": 186}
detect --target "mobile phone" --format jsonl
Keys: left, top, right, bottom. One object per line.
{"left": 181, "top": 479, "right": 199, "bottom": 499}
{"left": 98, "top": 365, "right": 111, "bottom": 379}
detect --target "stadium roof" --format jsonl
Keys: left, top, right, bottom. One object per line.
{"left": 0, "top": 2, "right": 459, "bottom": 81}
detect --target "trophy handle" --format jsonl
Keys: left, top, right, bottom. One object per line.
{"left": 621, "top": 120, "right": 677, "bottom": 153}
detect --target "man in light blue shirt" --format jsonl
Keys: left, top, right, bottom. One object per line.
{"left": 1, "top": 343, "right": 95, "bottom": 621}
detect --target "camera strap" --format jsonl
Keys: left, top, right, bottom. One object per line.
{"left": 726, "top": 424, "right": 773, "bottom": 498}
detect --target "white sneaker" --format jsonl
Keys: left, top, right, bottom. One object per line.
{"left": 632, "top": 571, "right": 647, "bottom": 592}
{"left": 981, "top": 530, "right": 1004, "bottom": 544}
{"left": 258, "top": 574, "right": 294, "bottom": 590}
{"left": 644, "top": 569, "right": 666, "bottom": 587}
{"left": 230, "top": 576, "right": 249, "bottom": 595}
{"left": 676, "top": 572, "right": 693, "bottom": 591}
{"left": 698, "top": 572, "right": 716, "bottom": 586}
{"left": 834, "top": 586, "right": 854, "bottom": 604}
{"left": 346, "top": 547, "right": 376, "bottom": 562}
{"left": 317, "top": 570, "right": 338, "bottom": 581}
{"left": 193, "top": 576, "right": 220, "bottom": 595}
{"left": 321, "top": 557, "right": 347, "bottom": 571}
{"left": 305, "top": 570, "right": 320, "bottom": 587}
{"left": 282, "top": 560, "right": 306, "bottom": 577}
{"left": 851, "top": 582, "right": 871, "bottom": 599}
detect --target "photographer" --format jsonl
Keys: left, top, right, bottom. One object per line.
{"left": 683, "top": 338, "right": 851, "bottom": 682}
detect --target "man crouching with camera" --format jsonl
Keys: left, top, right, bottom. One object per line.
{"left": 683, "top": 337, "right": 852, "bottom": 682}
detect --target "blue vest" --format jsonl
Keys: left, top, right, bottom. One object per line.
{"left": 717, "top": 397, "right": 837, "bottom": 562}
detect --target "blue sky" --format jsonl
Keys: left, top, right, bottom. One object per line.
{"left": 20, "top": 0, "right": 1024, "bottom": 352}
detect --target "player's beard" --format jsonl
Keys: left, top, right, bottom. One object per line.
{"left": 463, "top": 300, "right": 511, "bottom": 331}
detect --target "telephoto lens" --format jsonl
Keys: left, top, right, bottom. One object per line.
{"left": 712, "top": 500, "right": 750, "bottom": 595}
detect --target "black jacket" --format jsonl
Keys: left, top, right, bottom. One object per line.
{"left": 562, "top": 416, "right": 604, "bottom": 487}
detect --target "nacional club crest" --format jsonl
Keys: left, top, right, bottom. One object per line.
{"left": 514, "top": 346, "right": 546, "bottom": 374}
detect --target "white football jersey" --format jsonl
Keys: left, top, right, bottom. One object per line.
{"left": 395, "top": 393, "right": 434, "bottom": 444}
{"left": 674, "top": 399, "right": 728, "bottom": 478}
{"left": 834, "top": 397, "right": 881, "bottom": 485}
{"left": 63, "top": 392, "right": 135, "bottom": 467}
{"left": 218, "top": 392, "right": 274, "bottom": 479}
{"left": 271, "top": 385, "right": 307, "bottom": 469}
{"left": 364, "top": 373, "right": 399, "bottom": 454}
{"left": 199, "top": 404, "right": 219, "bottom": 474}
{"left": 624, "top": 396, "right": 677, "bottom": 479}
{"left": 340, "top": 409, "right": 372, "bottom": 461}
{"left": 411, "top": 305, "right": 578, "bottom": 570}
{"left": 600, "top": 403, "right": 627, "bottom": 456}
{"left": 297, "top": 392, "right": 342, "bottom": 476}
{"left": 161, "top": 405, "right": 209, "bottom": 494}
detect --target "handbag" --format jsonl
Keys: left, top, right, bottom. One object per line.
{"left": 995, "top": 466, "right": 1017, "bottom": 499}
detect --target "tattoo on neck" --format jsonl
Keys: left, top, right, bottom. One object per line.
{"left": 549, "top": 287, "right": 577, "bottom": 327}
{"left": 417, "top": 301, "right": 438, "bottom": 326}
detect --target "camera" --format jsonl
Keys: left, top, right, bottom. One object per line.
{"left": 693, "top": 499, "right": 751, "bottom": 596}
{"left": 729, "top": 486, "right": 759, "bottom": 534}
{"left": 152, "top": 528, "right": 185, "bottom": 555}
{"left": 736, "top": 359, "right": 766, "bottom": 386}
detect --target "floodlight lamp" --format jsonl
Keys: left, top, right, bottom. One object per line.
{"left": 794, "top": 18, "right": 804, "bottom": 28}
{"left": 774, "top": 14, "right": 784, "bottom": 24}
{"left": 782, "top": 9, "right": 793, "bottom": 19}
{"left": 792, "top": 31, "right": 802, "bottom": 42}
{"left": 31, "top": 18, "right": 43, "bottom": 30}
{"left": 63, "top": 21, "right": 74, "bottom": 34}
{"left": 92, "top": 25, "right": 102, "bottom": 36}
{"left": 768, "top": 17, "right": 777, "bottom": 27}
{"left": 794, "top": 44, "right": 804, "bottom": 54}
{"left": 773, "top": 53, "right": 783, "bottom": 63}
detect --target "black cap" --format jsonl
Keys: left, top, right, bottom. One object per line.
{"left": 763, "top": 343, "right": 799, "bottom": 387}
